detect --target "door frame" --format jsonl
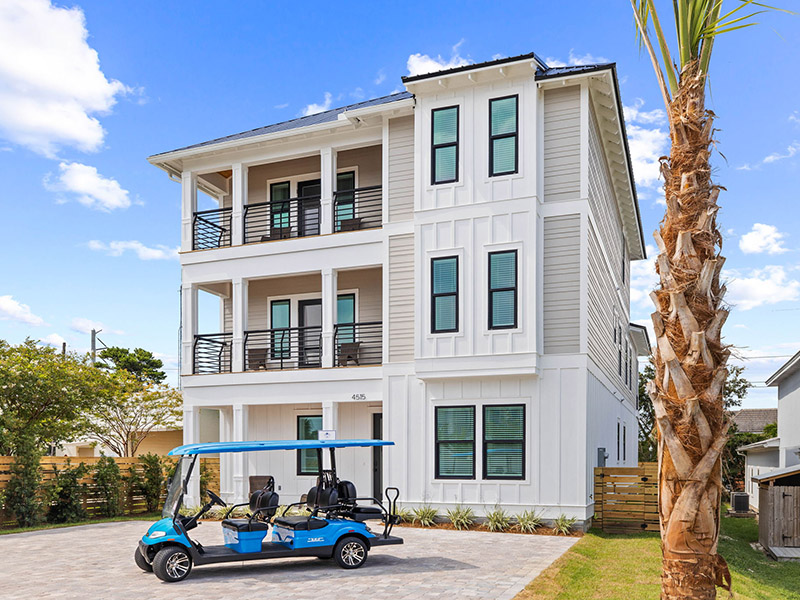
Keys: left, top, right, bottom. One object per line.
{"left": 298, "top": 298, "right": 322, "bottom": 367}
{"left": 372, "top": 412, "right": 383, "bottom": 501}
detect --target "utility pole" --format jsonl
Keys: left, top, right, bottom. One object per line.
{"left": 61, "top": 342, "right": 66, "bottom": 357}
{"left": 91, "top": 329, "right": 97, "bottom": 364}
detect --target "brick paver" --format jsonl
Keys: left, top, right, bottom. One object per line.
{"left": 0, "top": 520, "right": 577, "bottom": 599}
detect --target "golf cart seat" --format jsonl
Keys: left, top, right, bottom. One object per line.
{"left": 272, "top": 515, "right": 328, "bottom": 531}
{"left": 221, "top": 489, "right": 279, "bottom": 532}
{"left": 337, "top": 480, "right": 385, "bottom": 521}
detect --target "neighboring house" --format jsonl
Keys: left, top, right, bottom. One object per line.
{"left": 731, "top": 408, "right": 777, "bottom": 434}
{"left": 739, "top": 350, "right": 800, "bottom": 510}
{"left": 148, "top": 53, "right": 649, "bottom": 527}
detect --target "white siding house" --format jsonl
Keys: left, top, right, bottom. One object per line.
{"left": 149, "top": 53, "right": 648, "bottom": 527}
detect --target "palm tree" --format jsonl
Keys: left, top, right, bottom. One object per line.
{"left": 629, "top": 2, "right": 788, "bottom": 598}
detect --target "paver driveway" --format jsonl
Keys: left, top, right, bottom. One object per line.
{"left": 0, "top": 520, "right": 577, "bottom": 600}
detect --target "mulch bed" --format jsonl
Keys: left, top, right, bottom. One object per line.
{"left": 393, "top": 521, "right": 583, "bottom": 537}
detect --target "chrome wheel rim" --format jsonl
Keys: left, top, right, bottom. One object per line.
{"left": 165, "top": 552, "right": 190, "bottom": 579}
{"left": 341, "top": 542, "right": 365, "bottom": 566}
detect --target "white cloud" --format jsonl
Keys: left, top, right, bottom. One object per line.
{"left": 789, "top": 111, "right": 800, "bottom": 126}
{"left": 545, "top": 49, "right": 610, "bottom": 68}
{"left": 374, "top": 70, "right": 386, "bottom": 85}
{"left": 70, "top": 317, "right": 123, "bottom": 336}
{"left": 627, "top": 123, "right": 669, "bottom": 190}
{"left": 624, "top": 98, "right": 666, "bottom": 125}
{"left": 763, "top": 141, "right": 800, "bottom": 164}
{"left": 41, "top": 333, "right": 67, "bottom": 348}
{"left": 301, "top": 92, "right": 332, "bottom": 116}
{"left": 87, "top": 240, "right": 179, "bottom": 261}
{"left": 725, "top": 265, "right": 800, "bottom": 310}
{"left": 739, "top": 223, "right": 789, "bottom": 255}
{"left": 0, "top": 295, "right": 48, "bottom": 326}
{"left": 406, "top": 40, "right": 471, "bottom": 77}
{"left": 273, "top": 102, "right": 288, "bottom": 109}
{"left": 0, "top": 0, "right": 130, "bottom": 157}
{"left": 44, "top": 161, "right": 130, "bottom": 211}
{"left": 630, "top": 244, "right": 659, "bottom": 307}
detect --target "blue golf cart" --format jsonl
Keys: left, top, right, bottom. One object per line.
{"left": 135, "top": 439, "right": 402, "bottom": 582}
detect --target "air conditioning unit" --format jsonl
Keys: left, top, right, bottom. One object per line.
{"left": 732, "top": 492, "right": 750, "bottom": 513}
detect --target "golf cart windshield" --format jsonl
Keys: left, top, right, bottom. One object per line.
{"left": 162, "top": 455, "right": 195, "bottom": 519}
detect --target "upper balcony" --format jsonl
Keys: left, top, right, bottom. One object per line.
{"left": 185, "top": 145, "right": 383, "bottom": 252}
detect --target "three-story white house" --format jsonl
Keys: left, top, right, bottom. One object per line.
{"left": 149, "top": 53, "right": 650, "bottom": 527}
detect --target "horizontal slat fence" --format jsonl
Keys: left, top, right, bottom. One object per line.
{"left": 0, "top": 456, "right": 219, "bottom": 528}
{"left": 594, "top": 463, "right": 659, "bottom": 533}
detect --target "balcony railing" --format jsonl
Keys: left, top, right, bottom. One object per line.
{"left": 334, "top": 321, "right": 382, "bottom": 367}
{"left": 244, "top": 195, "right": 321, "bottom": 244}
{"left": 193, "top": 333, "right": 232, "bottom": 374}
{"left": 333, "top": 186, "right": 382, "bottom": 232}
{"left": 244, "top": 326, "right": 323, "bottom": 371}
{"left": 193, "top": 208, "right": 232, "bottom": 250}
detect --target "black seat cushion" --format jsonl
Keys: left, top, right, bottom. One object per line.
{"left": 345, "top": 506, "right": 384, "bottom": 522}
{"left": 318, "top": 486, "right": 339, "bottom": 507}
{"left": 337, "top": 480, "right": 357, "bottom": 503}
{"left": 222, "top": 518, "right": 270, "bottom": 532}
{"left": 306, "top": 486, "right": 318, "bottom": 508}
{"left": 273, "top": 515, "right": 328, "bottom": 531}
{"left": 253, "top": 490, "right": 279, "bottom": 517}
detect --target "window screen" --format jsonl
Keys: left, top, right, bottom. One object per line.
{"left": 435, "top": 406, "right": 475, "bottom": 478}
{"left": 431, "top": 256, "right": 458, "bottom": 333}
{"left": 490, "top": 96, "right": 518, "bottom": 176}
{"left": 489, "top": 250, "right": 518, "bottom": 329}
{"left": 297, "top": 415, "right": 322, "bottom": 475}
{"left": 432, "top": 106, "right": 459, "bottom": 184}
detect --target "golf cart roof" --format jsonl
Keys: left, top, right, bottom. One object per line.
{"left": 168, "top": 439, "right": 394, "bottom": 456}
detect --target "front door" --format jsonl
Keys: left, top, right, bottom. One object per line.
{"left": 297, "top": 179, "right": 321, "bottom": 236}
{"left": 298, "top": 299, "right": 322, "bottom": 367}
{"left": 372, "top": 412, "right": 383, "bottom": 501}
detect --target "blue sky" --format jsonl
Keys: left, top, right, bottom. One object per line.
{"left": 0, "top": 1, "right": 798, "bottom": 406}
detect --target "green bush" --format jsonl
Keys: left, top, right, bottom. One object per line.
{"left": 47, "top": 461, "right": 88, "bottom": 524}
{"left": 94, "top": 454, "right": 122, "bottom": 517}
{"left": 4, "top": 436, "right": 43, "bottom": 527}
{"left": 553, "top": 513, "right": 577, "bottom": 535}
{"left": 484, "top": 505, "right": 511, "bottom": 532}
{"left": 199, "top": 459, "right": 213, "bottom": 497}
{"left": 394, "top": 506, "right": 414, "bottom": 523}
{"left": 139, "top": 453, "right": 165, "bottom": 513}
{"left": 515, "top": 509, "right": 543, "bottom": 533}
{"left": 411, "top": 505, "right": 438, "bottom": 527}
{"left": 446, "top": 504, "right": 474, "bottom": 530}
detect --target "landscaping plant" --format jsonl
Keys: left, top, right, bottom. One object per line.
{"left": 630, "top": 2, "right": 789, "bottom": 597}
{"left": 394, "top": 506, "right": 414, "bottom": 523}
{"left": 553, "top": 514, "right": 576, "bottom": 536}
{"left": 484, "top": 505, "right": 511, "bottom": 532}
{"left": 4, "top": 435, "right": 43, "bottom": 527}
{"left": 515, "top": 509, "right": 543, "bottom": 534}
{"left": 46, "top": 461, "right": 88, "bottom": 524}
{"left": 445, "top": 504, "right": 474, "bottom": 530}
{"left": 411, "top": 505, "right": 438, "bottom": 527}
{"left": 94, "top": 454, "right": 123, "bottom": 517}
{"left": 139, "top": 453, "right": 164, "bottom": 513}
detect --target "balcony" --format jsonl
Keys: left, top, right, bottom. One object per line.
{"left": 244, "top": 194, "right": 321, "bottom": 244}
{"left": 333, "top": 321, "right": 382, "bottom": 366}
{"left": 193, "top": 333, "right": 232, "bottom": 374}
{"left": 193, "top": 207, "right": 232, "bottom": 250}
{"left": 333, "top": 186, "right": 382, "bottom": 232}
{"left": 243, "top": 326, "right": 323, "bottom": 371}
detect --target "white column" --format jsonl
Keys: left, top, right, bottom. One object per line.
{"left": 231, "top": 163, "right": 248, "bottom": 245}
{"left": 231, "top": 277, "right": 248, "bottom": 372}
{"left": 232, "top": 404, "right": 249, "bottom": 503}
{"left": 181, "top": 172, "right": 197, "bottom": 252}
{"left": 320, "top": 147, "right": 337, "bottom": 235}
{"left": 218, "top": 407, "right": 234, "bottom": 502}
{"left": 183, "top": 406, "right": 201, "bottom": 506}
{"left": 322, "top": 400, "right": 339, "bottom": 431}
{"left": 181, "top": 283, "right": 197, "bottom": 375}
{"left": 321, "top": 268, "right": 337, "bottom": 368}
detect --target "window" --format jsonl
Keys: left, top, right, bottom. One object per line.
{"left": 432, "top": 106, "right": 459, "bottom": 184}
{"left": 489, "top": 96, "right": 518, "bottom": 176}
{"left": 623, "top": 424, "right": 627, "bottom": 462}
{"left": 270, "top": 181, "right": 291, "bottom": 229}
{"left": 431, "top": 256, "right": 458, "bottom": 333}
{"left": 270, "top": 299, "right": 290, "bottom": 359}
{"left": 334, "top": 171, "right": 356, "bottom": 232}
{"left": 483, "top": 405, "right": 525, "bottom": 479}
{"left": 624, "top": 340, "right": 629, "bottom": 386}
{"left": 617, "top": 324, "right": 623, "bottom": 377}
{"left": 297, "top": 415, "right": 322, "bottom": 475}
{"left": 435, "top": 406, "right": 475, "bottom": 478}
{"left": 621, "top": 238, "right": 627, "bottom": 284}
{"left": 488, "top": 250, "right": 518, "bottom": 329}
{"left": 337, "top": 293, "right": 355, "bottom": 344}
{"left": 616, "top": 422, "right": 621, "bottom": 462}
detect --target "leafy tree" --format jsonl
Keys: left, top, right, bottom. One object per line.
{"left": 139, "top": 453, "right": 166, "bottom": 513}
{"left": 97, "top": 347, "right": 167, "bottom": 384}
{"left": 763, "top": 422, "right": 777, "bottom": 438}
{"left": 4, "top": 435, "right": 43, "bottom": 527}
{"left": 46, "top": 461, "right": 88, "bottom": 524}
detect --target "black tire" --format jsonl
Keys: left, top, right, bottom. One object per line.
{"left": 134, "top": 547, "right": 153, "bottom": 572}
{"left": 333, "top": 536, "right": 368, "bottom": 569}
{"left": 152, "top": 546, "right": 193, "bottom": 582}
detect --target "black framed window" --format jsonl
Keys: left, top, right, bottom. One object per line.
{"left": 621, "top": 237, "right": 627, "bottom": 284}
{"left": 297, "top": 415, "right": 322, "bottom": 475}
{"left": 616, "top": 421, "right": 621, "bottom": 462}
{"left": 337, "top": 293, "right": 355, "bottom": 344}
{"left": 623, "top": 424, "right": 627, "bottom": 462}
{"left": 488, "top": 250, "right": 518, "bottom": 329}
{"left": 432, "top": 106, "right": 459, "bottom": 184}
{"left": 483, "top": 405, "right": 525, "bottom": 479}
{"left": 431, "top": 256, "right": 458, "bottom": 333}
{"left": 489, "top": 96, "right": 518, "bottom": 176}
{"left": 270, "top": 181, "right": 291, "bottom": 229}
{"left": 435, "top": 406, "right": 475, "bottom": 479}
{"left": 334, "top": 171, "right": 356, "bottom": 232}
{"left": 270, "top": 299, "right": 290, "bottom": 359}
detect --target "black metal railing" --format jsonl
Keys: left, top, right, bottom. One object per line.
{"left": 333, "top": 185, "right": 382, "bottom": 232}
{"left": 244, "top": 326, "right": 323, "bottom": 371}
{"left": 193, "top": 333, "right": 232, "bottom": 374}
{"left": 244, "top": 195, "right": 321, "bottom": 244}
{"left": 193, "top": 208, "right": 232, "bottom": 250}
{"left": 334, "top": 321, "right": 382, "bottom": 367}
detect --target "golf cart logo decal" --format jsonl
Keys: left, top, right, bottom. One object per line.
{"left": 308, "top": 537, "right": 325, "bottom": 543}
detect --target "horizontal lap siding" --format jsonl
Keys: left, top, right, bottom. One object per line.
{"left": 587, "top": 224, "right": 617, "bottom": 378}
{"left": 543, "top": 86, "right": 581, "bottom": 203}
{"left": 543, "top": 215, "right": 580, "bottom": 353}
{"left": 388, "top": 116, "right": 414, "bottom": 222}
{"left": 388, "top": 234, "right": 414, "bottom": 361}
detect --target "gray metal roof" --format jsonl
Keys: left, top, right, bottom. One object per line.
{"left": 150, "top": 91, "right": 413, "bottom": 158}
{"left": 535, "top": 63, "right": 615, "bottom": 80}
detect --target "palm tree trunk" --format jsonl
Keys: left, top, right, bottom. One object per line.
{"left": 650, "top": 61, "right": 732, "bottom": 600}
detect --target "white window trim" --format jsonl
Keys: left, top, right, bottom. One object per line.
{"left": 266, "top": 166, "right": 360, "bottom": 202}
{"left": 266, "top": 289, "right": 360, "bottom": 329}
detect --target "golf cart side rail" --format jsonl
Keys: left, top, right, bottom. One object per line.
{"left": 168, "top": 439, "right": 394, "bottom": 456}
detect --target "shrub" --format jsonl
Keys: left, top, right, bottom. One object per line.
{"left": 515, "top": 509, "right": 543, "bottom": 534}
{"left": 394, "top": 506, "right": 414, "bottom": 523}
{"left": 47, "top": 461, "right": 88, "bottom": 524}
{"left": 446, "top": 504, "right": 474, "bottom": 530}
{"left": 94, "top": 454, "right": 123, "bottom": 517}
{"left": 199, "top": 459, "right": 213, "bottom": 498}
{"left": 484, "top": 505, "right": 511, "bottom": 532}
{"left": 5, "top": 435, "right": 43, "bottom": 527}
{"left": 553, "top": 513, "right": 577, "bottom": 535}
{"left": 139, "top": 453, "right": 165, "bottom": 513}
{"left": 411, "top": 505, "right": 438, "bottom": 527}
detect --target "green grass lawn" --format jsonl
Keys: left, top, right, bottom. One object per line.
{"left": 518, "top": 516, "right": 800, "bottom": 600}
{"left": 0, "top": 513, "right": 160, "bottom": 536}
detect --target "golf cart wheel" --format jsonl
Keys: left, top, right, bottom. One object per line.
{"left": 334, "top": 536, "right": 368, "bottom": 569}
{"left": 134, "top": 547, "right": 152, "bottom": 572}
{"left": 153, "top": 546, "right": 193, "bottom": 582}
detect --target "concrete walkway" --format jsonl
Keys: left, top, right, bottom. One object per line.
{"left": 0, "top": 520, "right": 577, "bottom": 599}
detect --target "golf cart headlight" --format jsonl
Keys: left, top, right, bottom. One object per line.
{"left": 149, "top": 530, "right": 166, "bottom": 539}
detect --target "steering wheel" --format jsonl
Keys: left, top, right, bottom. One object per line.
{"left": 206, "top": 489, "right": 227, "bottom": 507}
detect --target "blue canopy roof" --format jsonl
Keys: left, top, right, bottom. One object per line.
{"left": 168, "top": 439, "right": 394, "bottom": 456}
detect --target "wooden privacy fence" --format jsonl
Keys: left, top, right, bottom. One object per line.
{"left": 759, "top": 484, "right": 800, "bottom": 555}
{"left": 593, "top": 463, "right": 659, "bottom": 533}
{"left": 0, "top": 456, "right": 219, "bottom": 528}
